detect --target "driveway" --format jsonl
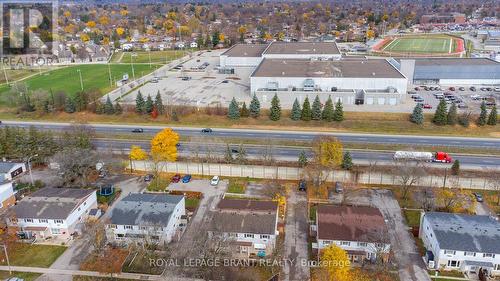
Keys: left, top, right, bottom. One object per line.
{"left": 283, "top": 190, "right": 310, "bottom": 281}
{"left": 370, "top": 190, "right": 431, "bottom": 281}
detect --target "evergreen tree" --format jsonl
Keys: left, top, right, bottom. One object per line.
{"left": 135, "top": 91, "right": 145, "bottom": 114}
{"left": 227, "top": 97, "right": 240, "bottom": 120}
{"left": 249, "top": 94, "right": 261, "bottom": 118}
{"left": 64, "top": 97, "right": 76, "bottom": 113}
{"left": 145, "top": 95, "right": 154, "bottom": 114}
{"left": 104, "top": 96, "right": 115, "bottom": 114}
{"left": 301, "top": 96, "right": 312, "bottom": 121}
{"left": 447, "top": 103, "right": 458, "bottom": 125}
{"left": 114, "top": 102, "right": 122, "bottom": 114}
{"left": 410, "top": 103, "right": 424, "bottom": 125}
{"left": 341, "top": 152, "right": 353, "bottom": 170}
{"left": 312, "top": 95, "right": 322, "bottom": 120}
{"left": 298, "top": 150, "right": 308, "bottom": 167}
{"left": 432, "top": 99, "right": 448, "bottom": 125}
{"left": 154, "top": 91, "right": 164, "bottom": 114}
{"left": 290, "top": 98, "right": 301, "bottom": 121}
{"left": 458, "top": 112, "right": 471, "bottom": 127}
{"left": 240, "top": 102, "right": 249, "bottom": 117}
{"left": 451, "top": 160, "right": 460, "bottom": 176}
{"left": 333, "top": 100, "right": 344, "bottom": 122}
{"left": 477, "top": 101, "right": 488, "bottom": 126}
{"left": 269, "top": 94, "right": 281, "bottom": 121}
{"left": 487, "top": 105, "right": 497, "bottom": 126}
{"left": 322, "top": 96, "right": 334, "bottom": 122}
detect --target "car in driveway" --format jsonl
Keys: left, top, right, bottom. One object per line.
{"left": 423, "top": 104, "right": 433, "bottom": 109}
{"left": 298, "top": 180, "right": 307, "bottom": 191}
{"left": 473, "top": 193, "right": 484, "bottom": 202}
{"left": 334, "top": 182, "right": 343, "bottom": 193}
{"left": 201, "top": 128, "right": 213, "bottom": 133}
{"left": 470, "top": 86, "right": 477, "bottom": 91}
{"left": 132, "top": 128, "right": 144, "bottom": 133}
{"left": 182, "top": 174, "right": 192, "bottom": 183}
{"left": 171, "top": 174, "right": 181, "bottom": 183}
{"left": 210, "top": 175, "right": 220, "bottom": 186}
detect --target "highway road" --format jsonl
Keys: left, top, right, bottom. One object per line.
{"left": 92, "top": 139, "right": 500, "bottom": 169}
{"left": 3, "top": 120, "right": 500, "bottom": 149}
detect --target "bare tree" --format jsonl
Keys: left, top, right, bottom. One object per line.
{"left": 51, "top": 147, "right": 98, "bottom": 187}
{"left": 84, "top": 217, "right": 108, "bottom": 255}
{"left": 393, "top": 161, "right": 426, "bottom": 204}
{"left": 60, "top": 123, "right": 96, "bottom": 149}
{"left": 486, "top": 168, "right": 500, "bottom": 206}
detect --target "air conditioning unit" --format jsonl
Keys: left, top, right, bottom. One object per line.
{"left": 428, "top": 260, "right": 435, "bottom": 268}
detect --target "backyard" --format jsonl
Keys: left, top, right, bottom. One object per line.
{"left": 0, "top": 244, "right": 67, "bottom": 267}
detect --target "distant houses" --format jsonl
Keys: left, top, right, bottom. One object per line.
{"left": 7, "top": 187, "right": 97, "bottom": 241}
{"left": 106, "top": 193, "right": 186, "bottom": 245}
{"left": 209, "top": 198, "right": 279, "bottom": 258}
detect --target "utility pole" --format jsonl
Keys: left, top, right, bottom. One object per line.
{"left": 107, "top": 63, "right": 112, "bottom": 87}
{"left": 27, "top": 154, "right": 38, "bottom": 186}
{"left": 1, "top": 244, "right": 11, "bottom": 274}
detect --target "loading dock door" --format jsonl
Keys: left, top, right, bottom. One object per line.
{"left": 377, "top": 98, "right": 385, "bottom": 105}
{"left": 366, "top": 97, "right": 374, "bottom": 105}
{"left": 389, "top": 98, "right": 397, "bottom": 105}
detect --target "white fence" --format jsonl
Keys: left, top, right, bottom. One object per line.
{"left": 132, "top": 161, "right": 498, "bottom": 190}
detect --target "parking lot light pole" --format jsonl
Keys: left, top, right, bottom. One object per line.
{"left": 27, "top": 154, "right": 39, "bottom": 186}
{"left": 0, "top": 244, "right": 11, "bottom": 274}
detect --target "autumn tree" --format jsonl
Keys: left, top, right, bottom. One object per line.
{"left": 129, "top": 145, "right": 148, "bottom": 171}
{"left": 150, "top": 128, "right": 179, "bottom": 162}
{"left": 312, "top": 136, "right": 344, "bottom": 169}
{"left": 437, "top": 189, "right": 463, "bottom": 213}
{"left": 321, "top": 244, "right": 351, "bottom": 281}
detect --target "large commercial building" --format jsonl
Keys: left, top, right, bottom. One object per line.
{"left": 398, "top": 58, "right": 500, "bottom": 86}
{"left": 220, "top": 42, "right": 408, "bottom": 107}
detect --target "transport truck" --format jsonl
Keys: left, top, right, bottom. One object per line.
{"left": 393, "top": 151, "right": 452, "bottom": 163}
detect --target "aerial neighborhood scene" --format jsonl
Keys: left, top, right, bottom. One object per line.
{"left": 0, "top": 0, "right": 499, "bottom": 281}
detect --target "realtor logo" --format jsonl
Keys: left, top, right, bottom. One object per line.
{"left": 1, "top": 1, "right": 57, "bottom": 56}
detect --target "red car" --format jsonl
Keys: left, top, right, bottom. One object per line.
{"left": 423, "top": 104, "right": 433, "bottom": 109}
{"left": 171, "top": 174, "right": 181, "bottom": 183}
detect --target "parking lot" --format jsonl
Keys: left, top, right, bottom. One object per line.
{"left": 409, "top": 85, "right": 499, "bottom": 113}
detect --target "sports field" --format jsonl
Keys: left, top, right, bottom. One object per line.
{"left": 0, "top": 63, "right": 161, "bottom": 97}
{"left": 373, "top": 35, "right": 465, "bottom": 56}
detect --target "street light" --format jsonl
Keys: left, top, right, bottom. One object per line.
{"left": 27, "top": 154, "right": 38, "bottom": 186}
{"left": 0, "top": 244, "right": 11, "bottom": 275}
{"left": 76, "top": 69, "right": 84, "bottom": 91}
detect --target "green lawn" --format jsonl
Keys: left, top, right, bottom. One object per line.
{"left": 147, "top": 177, "right": 169, "bottom": 192}
{"left": 119, "top": 50, "right": 191, "bottom": 64}
{"left": 185, "top": 197, "right": 200, "bottom": 208}
{"left": 0, "top": 271, "right": 42, "bottom": 281}
{"left": 0, "top": 244, "right": 67, "bottom": 267}
{"left": 383, "top": 37, "right": 455, "bottom": 53}
{"left": 403, "top": 209, "right": 422, "bottom": 227}
{"left": 0, "top": 63, "right": 161, "bottom": 98}
{"left": 227, "top": 179, "right": 247, "bottom": 194}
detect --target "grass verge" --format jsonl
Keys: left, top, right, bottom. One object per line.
{"left": 0, "top": 271, "right": 42, "bottom": 281}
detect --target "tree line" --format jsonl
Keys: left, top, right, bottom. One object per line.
{"left": 227, "top": 93, "right": 345, "bottom": 122}
{"left": 410, "top": 100, "right": 497, "bottom": 127}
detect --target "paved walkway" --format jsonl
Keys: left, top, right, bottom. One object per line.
{"left": 1, "top": 265, "right": 201, "bottom": 280}
{"left": 283, "top": 190, "right": 310, "bottom": 281}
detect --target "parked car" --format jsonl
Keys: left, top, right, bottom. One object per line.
{"left": 132, "top": 128, "right": 144, "bottom": 133}
{"left": 423, "top": 104, "right": 433, "bottom": 109}
{"left": 144, "top": 174, "right": 154, "bottom": 182}
{"left": 210, "top": 175, "right": 220, "bottom": 186}
{"left": 181, "top": 76, "right": 192, "bottom": 81}
{"left": 201, "top": 128, "right": 213, "bottom": 133}
{"left": 298, "top": 180, "right": 307, "bottom": 191}
{"left": 470, "top": 94, "right": 481, "bottom": 100}
{"left": 415, "top": 98, "right": 424, "bottom": 103}
{"left": 458, "top": 87, "right": 465, "bottom": 91}
{"left": 449, "top": 87, "right": 455, "bottom": 91}
{"left": 171, "top": 174, "right": 181, "bottom": 183}
{"left": 473, "top": 193, "right": 484, "bottom": 203}
{"left": 458, "top": 104, "right": 469, "bottom": 109}
{"left": 334, "top": 182, "right": 343, "bottom": 193}
{"left": 470, "top": 86, "right": 477, "bottom": 91}
{"left": 182, "top": 174, "right": 192, "bottom": 183}
{"left": 221, "top": 80, "right": 229, "bottom": 83}
{"left": 231, "top": 148, "right": 239, "bottom": 153}
{"left": 494, "top": 87, "right": 500, "bottom": 92}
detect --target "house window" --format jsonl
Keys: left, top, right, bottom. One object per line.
{"left": 84, "top": 202, "right": 87, "bottom": 206}
{"left": 495, "top": 264, "right": 500, "bottom": 271}
{"left": 464, "top": 252, "right": 476, "bottom": 257}
{"left": 447, "top": 260, "right": 460, "bottom": 267}
{"left": 108, "top": 225, "right": 117, "bottom": 229}
{"left": 444, "top": 250, "right": 456, "bottom": 255}
{"left": 261, "top": 234, "right": 270, "bottom": 239}
{"left": 244, "top": 234, "right": 254, "bottom": 238}
{"left": 358, "top": 242, "right": 368, "bottom": 247}
{"left": 39, "top": 219, "right": 48, "bottom": 223}
{"left": 483, "top": 253, "right": 495, "bottom": 258}
{"left": 324, "top": 241, "right": 331, "bottom": 245}
{"left": 341, "top": 241, "right": 350, "bottom": 246}
{"left": 140, "top": 226, "right": 148, "bottom": 230}
{"left": 51, "top": 228, "right": 61, "bottom": 235}
{"left": 54, "top": 219, "right": 63, "bottom": 224}
{"left": 229, "top": 233, "right": 237, "bottom": 238}
{"left": 25, "top": 218, "right": 33, "bottom": 223}
{"left": 124, "top": 225, "right": 133, "bottom": 230}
